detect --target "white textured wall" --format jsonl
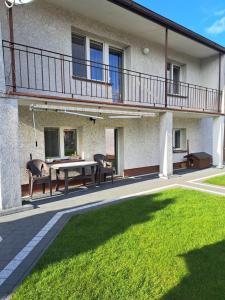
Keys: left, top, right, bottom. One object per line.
{"left": 19, "top": 106, "right": 160, "bottom": 184}
{"left": 173, "top": 117, "right": 213, "bottom": 163}
{"left": 0, "top": 0, "right": 218, "bottom": 89}
{"left": 18, "top": 106, "right": 211, "bottom": 184}
{"left": 201, "top": 55, "right": 220, "bottom": 89}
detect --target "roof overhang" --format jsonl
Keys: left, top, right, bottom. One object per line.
{"left": 108, "top": 0, "right": 225, "bottom": 54}
{"left": 44, "top": 0, "right": 224, "bottom": 58}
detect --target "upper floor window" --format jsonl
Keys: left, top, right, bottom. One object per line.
{"left": 72, "top": 34, "right": 87, "bottom": 78}
{"left": 167, "top": 63, "right": 181, "bottom": 95}
{"left": 71, "top": 32, "right": 123, "bottom": 86}
{"left": 90, "top": 40, "right": 103, "bottom": 81}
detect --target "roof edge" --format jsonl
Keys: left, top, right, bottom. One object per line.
{"left": 107, "top": 0, "right": 225, "bottom": 54}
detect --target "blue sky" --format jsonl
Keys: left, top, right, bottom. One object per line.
{"left": 136, "top": 0, "right": 225, "bottom": 46}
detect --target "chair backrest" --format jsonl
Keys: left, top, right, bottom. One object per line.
{"left": 26, "top": 159, "right": 50, "bottom": 177}
{"left": 93, "top": 154, "right": 106, "bottom": 167}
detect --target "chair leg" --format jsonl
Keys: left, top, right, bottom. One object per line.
{"left": 28, "top": 177, "right": 31, "bottom": 197}
{"left": 49, "top": 180, "right": 52, "bottom": 196}
{"left": 56, "top": 178, "right": 59, "bottom": 192}
{"left": 42, "top": 183, "right": 46, "bottom": 194}
{"left": 98, "top": 170, "right": 101, "bottom": 185}
{"left": 30, "top": 180, "right": 34, "bottom": 198}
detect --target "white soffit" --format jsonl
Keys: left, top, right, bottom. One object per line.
{"left": 45, "top": 0, "right": 218, "bottom": 58}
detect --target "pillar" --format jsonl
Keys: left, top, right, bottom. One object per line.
{"left": 159, "top": 111, "right": 173, "bottom": 178}
{"left": 212, "top": 115, "right": 224, "bottom": 168}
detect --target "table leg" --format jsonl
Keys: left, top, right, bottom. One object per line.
{"left": 82, "top": 167, "right": 86, "bottom": 186}
{"left": 64, "top": 169, "right": 69, "bottom": 194}
{"left": 91, "top": 165, "right": 96, "bottom": 186}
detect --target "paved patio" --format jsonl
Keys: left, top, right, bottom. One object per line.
{"left": 1, "top": 167, "right": 225, "bottom": 299}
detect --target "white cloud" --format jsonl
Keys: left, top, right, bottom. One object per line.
{"left": 207, "top": 16, "right": 225, "bottom": 34}
{"left": 214, "top": 9, "right": 225, "bottom": 16}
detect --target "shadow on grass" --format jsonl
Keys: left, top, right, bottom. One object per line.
{"left": 163, "top": 239, "right": 225, "bottom": 300}
{"left": 35, "top": 193, "right": 174, "bottom": 270}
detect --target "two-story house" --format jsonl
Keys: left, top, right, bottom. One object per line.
{"left": 0, "top": 0, "right": 225, "bottom": 212}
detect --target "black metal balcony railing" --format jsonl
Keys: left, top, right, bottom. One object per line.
{"left": 2, "top": 40, "right": 222, "bottom": 113}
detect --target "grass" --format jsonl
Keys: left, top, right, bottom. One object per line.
{"left": 12, "top": 188, "right": 225, "bottom": 300}
{"left": 204, "top": 174, "right": 225, "bottom": 187}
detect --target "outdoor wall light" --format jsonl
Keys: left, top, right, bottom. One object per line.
{"left": 142, "top": 47, "right": 150, "bottom": 55}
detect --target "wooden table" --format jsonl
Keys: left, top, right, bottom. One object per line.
{"left": 51, "top": 161, "right": 97, "bottom": 194}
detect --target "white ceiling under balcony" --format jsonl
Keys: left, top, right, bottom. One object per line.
{"left": 46, "top": 0, "right": 219, "bottom": 59}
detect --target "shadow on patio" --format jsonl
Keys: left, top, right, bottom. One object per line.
{"left": 23, "top": 168, "right": 200, "bottom": 207}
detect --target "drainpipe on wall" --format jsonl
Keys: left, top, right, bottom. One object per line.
{"left": 165, "top": 28, "right": 168, "bottom": 108}
{"left": 8, "top": 6, "right": 16, "bottom": 92}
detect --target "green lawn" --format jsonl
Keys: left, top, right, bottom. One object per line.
{"left": 12, "top": 189, "right": 225, "bottom": 300}
{"left": 204, "top": 174, "right": 225, "bottom": 187}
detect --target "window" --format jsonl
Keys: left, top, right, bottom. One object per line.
{"left": 72, "top": 34, "right": 86, "bottom": 78}
{"left": 44, "top": 128, "right": 60, "bottom": 158}
{"left": 44, "top": 128, "right": 78, "bottom": 158}
{"left": 173, "top": 128, "right": 187, "bottom": 150}
{"left": 109, "top": 48, "right": 123, "bottom": 101}
{"left": 71, "top": 32, "right": 123, "bottom": 85}
{"left": 64, "top": 129, "right": 77, "bottom": 156}
{"left": 90, "top": 40, "right": 103, "bottom": 81}
{"left": 167, "top": 63, "right": 181, "bottom": 95}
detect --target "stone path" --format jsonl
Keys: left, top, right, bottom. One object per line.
{"left": 0, "top": 167, "right": 225, "bottom": 299}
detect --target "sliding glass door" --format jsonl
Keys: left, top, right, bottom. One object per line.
{"left": 109, "top": 48, "right": 123, "bottom": 102}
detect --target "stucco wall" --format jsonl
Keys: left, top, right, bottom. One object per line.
{"left": 0, "top": 0, "right": 219, "bottom": 89}
{"left": 173, "top": 117, "right": 213, "bottom": 163}
{"left": 18, "top": 106, "right": 210, "bottom": 185}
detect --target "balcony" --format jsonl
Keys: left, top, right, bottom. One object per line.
{"left": 2, "top": 40, "right": 222, "bottom": 114}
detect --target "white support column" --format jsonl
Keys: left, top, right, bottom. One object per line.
{"left": 212, "top": 115, "right": 224, "bottom": 168}
{"left": 159, "top": 111, "right": 173, "bottom": 178}
{"left": 0, "top": 97, "right": 22, "bottom": 210}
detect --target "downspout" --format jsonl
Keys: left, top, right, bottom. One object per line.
{"left": 165, "top": 28, "right": 168, "bottom": 108}
{"left": 8, "top": 6, "right": 16, "bottom": 92}
{"left": 218, "top": 52, "right": 221, "bottom": 113}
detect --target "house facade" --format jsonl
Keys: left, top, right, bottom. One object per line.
{"left": 0, "top": 0, "right": 225, "bottom": 211}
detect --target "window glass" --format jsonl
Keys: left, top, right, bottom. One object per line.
{"left": 109, "top": 48, "right": 123, "bottom": 101}
{"left": 173, "top": 65, "right": 180, "bottom": 94}
{"left": 90, "top": 41, "right": 103, "bottom": 81}
{"left": 173, "top": 128, "right": 186, "bottom": 150}
{"left": 167, "top": 63, "right": 181, "bottom": 94}
{"left": 44, "top": 128, "right": 59, "bottom": 158}
{"left": 64, "top": 129, "right": 77, "bottom": 156}
{"left": 72, "top": 34, "right": 86, "bottom": 78}
{"left": 174, "top": 130, "right": 181, "bottom": 149}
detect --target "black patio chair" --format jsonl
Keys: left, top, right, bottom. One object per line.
{"left": 26, "top": 159, "right": 52, "bottom": 197}
{"left": 94, "top": 154, "right": 114, "bottom": 185}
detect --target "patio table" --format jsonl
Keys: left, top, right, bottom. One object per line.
{"left": 51, "top": 161, "right": 97, "bottom": 194}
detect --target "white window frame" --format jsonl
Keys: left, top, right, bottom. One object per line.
{"left": 167, "top": 61, "right": 185, "bottom": 95}
{"left": 72, "top": 31, "right": 123, "bottom": 83}
{"left": 44, "top": 127, "right": 78, "bottom": 159}
{"left": 173, "top": 128, "right": 187, "bottom": 151}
